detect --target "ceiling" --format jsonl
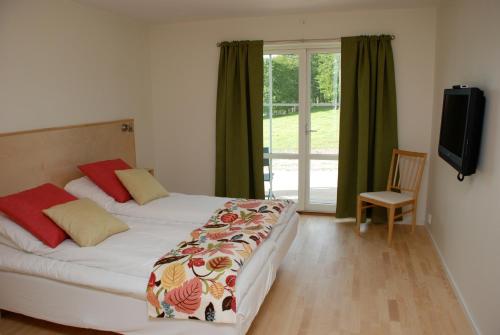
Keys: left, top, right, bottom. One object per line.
{"left": 76, "top": 0, "right": 438, "bottom": 23}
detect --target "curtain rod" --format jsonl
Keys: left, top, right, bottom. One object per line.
{"left": 216, "top": 35, "right": 395, "bottom": 47}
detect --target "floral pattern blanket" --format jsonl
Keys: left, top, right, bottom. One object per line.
{"left": 147, "top": 199, "right": 293, "bottom": 323}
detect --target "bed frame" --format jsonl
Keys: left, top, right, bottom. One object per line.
{"left": 0, "top": 119, "right": 136, "bottom": 196}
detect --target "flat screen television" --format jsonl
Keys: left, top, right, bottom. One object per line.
{"left": 438, "top": 87, "right": 485, "bottom": 181}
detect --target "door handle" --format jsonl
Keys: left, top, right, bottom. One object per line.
{"left": 305, "top": 122, "right": 318, "bottom": 134}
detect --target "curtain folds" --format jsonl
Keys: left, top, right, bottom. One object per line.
{"left": 336, "top": 35, "right": 398, "bottom": 220}
{"left": 215, "top": 40, "right": 265, "bottom": 199}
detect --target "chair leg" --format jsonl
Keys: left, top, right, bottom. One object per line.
{"left": 411, "top": 201, "right": 417, "bottom": 233}
{"left": 387, "top": 207, "right": 395, "bottom": 244}
{"left": 356, "top": 197, "right": 362, "bottom": 236}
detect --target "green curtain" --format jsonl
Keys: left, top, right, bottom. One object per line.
{"left": 336, "top": 35, "right": 398, "bottom": 221}
{"left": 215, "top": 40, "right": 265, "bottom": 199}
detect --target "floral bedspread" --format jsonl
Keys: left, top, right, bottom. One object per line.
{"left": 147, "top": 199, "right": 293, "bottom": 323}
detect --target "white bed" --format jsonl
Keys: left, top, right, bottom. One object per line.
{"left": 64, "top": 176, "right": 291, "bottom": 224}
{"left": 0, "top": 178, "right": 299, "bottom": 335}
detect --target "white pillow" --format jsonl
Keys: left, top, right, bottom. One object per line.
{"left": 65, "top": 176, "right": 116, "bottom": 209}
{"left": 0, "top": 213, "right": 51, "bottom": 253}
{"left": 0, "top": 229, "right": 19, "bottom": 250}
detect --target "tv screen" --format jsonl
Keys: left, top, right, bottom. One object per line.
{"left": 439, "top": 94, "right": 469, "bottom": 158}
{"left": 438, "top": 87, "right": 485, "bottom": 180}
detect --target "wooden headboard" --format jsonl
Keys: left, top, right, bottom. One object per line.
{"left": 0, "top": 119, "right": 136, "bottom": 196}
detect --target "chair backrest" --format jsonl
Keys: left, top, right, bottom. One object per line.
{"left": 387, "top": 149, "right": 427, "bottom": 198}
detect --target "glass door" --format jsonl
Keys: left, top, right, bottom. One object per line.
{"left": 263, "top": 45, "right": 340, "bottom": 213}
{"left": 263, "top": 52, "right": 300, "bottom": 203}
{"left": 305, "top": 50, "right": 340, "bottom": 212}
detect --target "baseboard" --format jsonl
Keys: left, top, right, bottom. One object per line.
{"left": 338, "top": 217, "right": 425, "bottom": 225}
{"left": 425, "top": 225, "right": 482, "bottom": 335}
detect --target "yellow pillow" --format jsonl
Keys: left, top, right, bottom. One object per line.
{"left": 115, "top": 169, "right": 169, "bottom": 205}
{"left": 43, "top": 198, "right": 129, "bottom": 247}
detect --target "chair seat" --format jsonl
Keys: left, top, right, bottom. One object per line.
{"left": 360, "top": 191, "right": 414, "bottom": 205}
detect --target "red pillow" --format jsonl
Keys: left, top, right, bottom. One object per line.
{"left": 78, "top": 159, "right": 132, "bottom": 202}
{"left": 0, "top": 183, "right": 77, "bottom": 248}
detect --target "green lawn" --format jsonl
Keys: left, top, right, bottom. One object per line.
{"left": 264, "top": 106, "right": 340, "bottom": 154}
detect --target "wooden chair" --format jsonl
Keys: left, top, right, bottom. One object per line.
{"left": 356, "top": 149, "right": 427, "bottom": 244}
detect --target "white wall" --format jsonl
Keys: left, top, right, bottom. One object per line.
{"left": 427, "top": 1, "right": 500, "bottom": 334}
{"left": 0, "top": 0, "right": 154, "bottom": 167}
{"left": 149, "top": 7, "right": 437, "bottom": 223}
{"left": 0, "top": 2, "right": 437, "bottom": 224}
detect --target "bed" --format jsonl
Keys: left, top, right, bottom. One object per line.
{"left": 0, "top": 119, "right": 299, "bottom": 335}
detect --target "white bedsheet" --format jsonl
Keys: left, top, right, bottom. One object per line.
{"left": 65, "top": 176, "right": 297, "bottom": 226}
{"left": 0, "top": 213, "right": 299, "bottom": 335}
{"left": 61, "top": 177, "right": 298, "bottom": 300}
{"left": 0, "top": 213, "right": 291, "bottom": 300}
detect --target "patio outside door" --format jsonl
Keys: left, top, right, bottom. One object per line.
{"left": 263, "top": 43, "right": 340, "bottom": 213}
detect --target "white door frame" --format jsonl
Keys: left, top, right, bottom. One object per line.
{"left": 264, "top": 42, "right": 341, "bottom": 212}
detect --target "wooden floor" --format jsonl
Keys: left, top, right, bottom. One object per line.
{"left": 0, "top": 216, "right": 473, "bottom": 335}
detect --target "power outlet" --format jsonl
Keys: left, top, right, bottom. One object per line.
{"left": 427, "top": 214, "right": 432, "bottom": 225}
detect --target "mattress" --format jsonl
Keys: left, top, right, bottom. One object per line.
{"left": 0, "top": 213, "right": 299, "bottom": 335}
{"left": 0, "top": 207, "right": 295, "bottom": 297}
